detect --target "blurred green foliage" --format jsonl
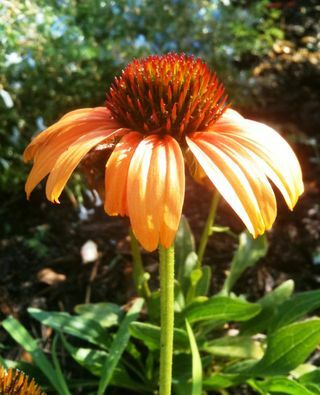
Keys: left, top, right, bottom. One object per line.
{"left": 0, "top": 0, "right": 283, "bottom": 193}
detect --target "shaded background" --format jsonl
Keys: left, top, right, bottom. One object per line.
{"left": 0, "top": 0, "right": 320, "bottom": 386}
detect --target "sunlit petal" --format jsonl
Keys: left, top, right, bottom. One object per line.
{"left": 127, "top": 135, "right": 185, "bottom": 251}
{"left": 206, "top": 132, "right": 277, "bottom": 230}
{"left": 187, "top": 134, "right": 265, "bottom": 236}
{"left": 25, "top": 126, "right": 123, "bottom": 199}
{"left": 160, "top": 136, "right": 185, "bottom": 248}
{"left": 23, "top": 107, "right": 119, "bottom": 162}
{"left": 105, "top": 131, "right": 143, "bottom": 216}
{"left": 45, "top": 128, "right": 123, "bottom": 203}
{"left": 213, "top": 111, "right": 304, "bottom": 209}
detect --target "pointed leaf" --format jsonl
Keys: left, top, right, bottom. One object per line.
{"left": 221, "top": 232, "right": 267, "bottom": 295}
{"left": 74, "top": 302, "right": 122, "bottom": 328}
{"left": 175, "top": 215, "right": 195, "bottom": 284}
{"left": 186, "top": 320, "right": 202, "bottom": 395}
{"left": 195, "top": 265, "right": 212, "bottom": 297}
{"left": 250, "top": 319, "right": 320, "bottom": 375}
{"left": 250, "top": 377, "right": 316, "bottom": 395}
{"left": 269, "top": 290, "right": 320, "bottom": 332}
{"left": 203, "top": 373, "right": 244, "bottom": 390}
{"left": 130, "top": 322, "right": 189, "bottom": 350}
{"left": 28, "top": 308, "right": 110, "bottom": 348}
{"left": 183, "top": 296, "right": 261, "bottom": 324}
{"left": 97, "top": 298, "right": 144, "bottom": 395}
{"left": 241, "top": 280, "right": 294, "bottom": 335}
{"left": 203, "top": 336, "right": 263, "bottom": 360}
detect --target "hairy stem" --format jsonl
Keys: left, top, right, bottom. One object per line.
{"left": 159, "top": 244, "right": 175, "bottom": 395}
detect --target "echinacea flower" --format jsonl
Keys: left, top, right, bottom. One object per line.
{"left": 0, "top": 366, "right": 45, "bottom": 395}
{"left": 24, "top": 53, "right": 303, "bottom": 251}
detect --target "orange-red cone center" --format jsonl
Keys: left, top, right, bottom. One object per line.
{"left": 106, "top": 53, "right": 227, "bottom": 140}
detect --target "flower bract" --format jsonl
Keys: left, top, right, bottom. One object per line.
{"left": 24, "top": 53, "right": 303, "bottom": 251}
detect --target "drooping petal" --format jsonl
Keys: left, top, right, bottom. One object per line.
{"left": 216, "top": 108, "right": 244, "bottom": 124}
{"left": 104, "top": 131, "right": 143, "bottom": 216}
{"left": 213, "top": 109, "right": 304, "bottom": 209}
{"left": 45, "top": 127, "right": 124, "bottom": 203}
{"left": 24, "top": 107, "right": 124, "bottom": 198}
{"left": 25, "top": 129, "right": 84, "bottom": 199}
{"left": 197, "top": 132, "right": 277, "bottom": 230}
{"left": 23, "top": 107, "right": 119, "bottom": 162}
{"left": 127, "top": 135, "right": 185, "bottom": 251}
{"left": 187, "top": 134, "right": 266, "bottom": 237}
{"left": 160, "top": 136, "right": 185, "bottom": 248}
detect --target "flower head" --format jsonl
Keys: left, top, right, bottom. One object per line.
{"left": 24, "top": 53, "right": 303, "bottom": 251}
{"left": 106, "top": 53, "right": 227, "bottom": 137}
{"left": 0, "top": 367, "right": 45, "bottom": 395}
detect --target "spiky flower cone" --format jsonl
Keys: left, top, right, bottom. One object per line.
{"left": 0, "top": 367, "right": 46, "bottom": 395}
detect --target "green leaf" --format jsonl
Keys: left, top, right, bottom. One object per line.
{"left": 269, "top": 290, "right": 320, "bottom": 332}
{"left": 173, "top": 354, "right": 212, "bottom": 394}
{"left": 203, "top": 373, "right": 243, "bottom": 390}
{"left": 221, "top": 232, "right": 268, "bottom": 295}
{"left": 28, "top": 308, "right": 110, "bottom": 349}
{"left": 182, "top": 252, "right": 198, "bottom": 297}
{"left": 175, "top": 216, "right": 197, "bottom": 300}
{"left": 183, "top": 296, "right": 261, "bottom": 324}
{"left": 291, "top": 363, "right": 317, "bottom": 378}
{"left": 299, "top": 367, "right": 320, "bottom": 392}
{"left": 146, "top": 291, "right": 161, "bottom": 323}
{"left": 195, "top": 265, "right": 212, "bottom": 297}
{"left": 51, "top": 334, "right": 72, "bottom": 395}
{"left": 175, "top": 215, "right": 195, "bottom": 283}
{"left": 61, "top": 336, "right": 151, "bottom": 392}
{"left": 97, "top": 298, "right": 144, "bottom": 395}
{"left": 225, "top": 359, "right": 258, "bottom": 374}
{"left": 250, "top": 319, "right": 320, "bottom": 375}
{"left": 174, "top": 281, "right": 186, "bottom": 312}
{"left": 211, "top": 225, "right": 231, "bottom": 233}
{"left": 186, "top": 320, "right": 202, "bottom": 395}
{"left": 2, "top": 316, "right": 68, "bottom": 395}
{"left": 249, "top": 377, "right": 316, "bottom": 395}
{"left": 60, "top": 334, "right": 107, "bottom": 376}
{"left": 130, "top": 322, "right": 189, "bottom": 350}
{"left": 186, "top": 267, "right": 202, "bottom": 303}
{"left": 203, "top": 336, "right": 263, "bottom": 360}
{"left": 241, "top": 280, "right": 294, "bottom": 335}
{"left": 74, "top": 302, "right": 123, "bottom": 328}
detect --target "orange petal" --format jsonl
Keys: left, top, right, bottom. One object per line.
{"left": 26, "top": 125, "right": 123, "bottom": 199}
{"left": 204, "top": 132, "right": 277, "bottom": 230}
{"left": 127, "top": 135, "right": 185, "bottom": 251}
{"left": 45, "top": 128, "right": 123, "bottom": 203}
{"left": 159, "top": 136, "right": 185, "bottom": 248}
{"left": 23, "top": 107, "right": 119, "bottom": 162}
{"left": 25, "top": 129, "right": 85, "bottom": 199}
{"left": 187, "top": 134, "right": 265, "bottom": 237}
{"left": 213, "top": 113, "right": 304, "bottom": 210}
{"left": 104, "top": 132, "right": 143, "bottom": 216}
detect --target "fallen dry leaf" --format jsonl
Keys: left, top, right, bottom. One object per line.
{"left": 37, "top": 268, "right": 66, "bottom": 285}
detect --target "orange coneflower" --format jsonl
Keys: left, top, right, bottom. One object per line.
{"left": 24, "top": 53, "right": 303, "bottom": 251}
{"left": 0, "top": 366, "right": 46, "bottom": 395}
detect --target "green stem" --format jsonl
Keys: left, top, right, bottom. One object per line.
{"left": 197, "top": 190, "right": 220, "bottom": 268}
{"left": 159, "top": 244, "right": 175, "bottom": 395}
{"left": 129, "top": 228, "right": 151, "bottom": 299}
